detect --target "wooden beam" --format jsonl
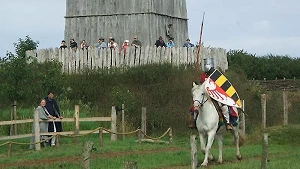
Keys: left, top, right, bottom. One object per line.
{"left": 0, "top": 117, "right": 112, "bottom": 126}
{"left": 0, "top": 130, "right": 109, "bottom": 141}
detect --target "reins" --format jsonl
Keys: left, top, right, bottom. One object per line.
{"left": 194, "top": 93, "right": 208, "bottom": 107}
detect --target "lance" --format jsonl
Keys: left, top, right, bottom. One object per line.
{"left": 194, "top": 12, "right": 205, "bottom": 81}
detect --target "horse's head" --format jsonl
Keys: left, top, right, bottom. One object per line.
{"left": 191, "top": 82, "right": 208, "bottom": 113}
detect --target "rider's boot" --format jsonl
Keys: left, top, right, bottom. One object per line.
{"left": 221, "top": 105, "right": 233, "bottom": 130}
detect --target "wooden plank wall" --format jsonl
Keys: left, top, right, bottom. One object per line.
{"left": 64, "top": 0, "right": 188, "bottom": 51}
{"left": 26, "top": 46, "right": 228, "bottom": 74}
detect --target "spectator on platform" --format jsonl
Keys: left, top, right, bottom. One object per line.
{"left": 131, "top": 35, "right": 142, "bottom": 48}
{"left": 183, "top": 39, "right": 194, "bottom": 47}
{"left": 108, "top": 38, "right": 119, "bottom": 49}
{"left": 70, "top": 38, "right": 78, "bottom": 51}
{"left": 166, "top": 38, "right": 175, "bottom": 48}
{"left": 122, "top": 40, "right": 130, "bottom": 53}
{"left": 80, "top": 40, "right": 88, "bottom": 50}
{"left": 155, "top": 36, "right": 166, "bottom": 47}
{"left": 59, "top": 40, "right": 67, "bottom": 49}
{"left": 95, "top": 38, "right": 107, "bottom": 49}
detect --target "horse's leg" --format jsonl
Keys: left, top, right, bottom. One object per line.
{"left": 216, "top": 133, "right": 223, "bottom": 164}
{"left": 199, "top": 133, "right": 214, "bottom": 161}
{"left": 232, "top": 127, "right": 242, "bottom": 160}
{"left": 199, "top": 132, "right": 206, "bottom": 155}
{"left": 201, "top": 130, "right": 216, "bottom": 167}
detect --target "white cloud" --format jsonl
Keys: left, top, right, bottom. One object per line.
{"left": 205, "top": 36, "right": 300, "bottom": 57}
{"left": 1, "top": 0, "right": 300, "bottom": 58}
{"left": 252, "top": 20, "right": 271, "bottom": 31}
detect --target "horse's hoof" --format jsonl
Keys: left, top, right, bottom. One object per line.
{"left": 237, "top": 154, "right": 242, "bottom": 160}
{"left": 217, "top": 158, "right": 223, "bottom": 164}
{"left": 200, "top": 163, "right": 208, "bottom": 167}
{"left": 208, "top": 155, "right": 214, "bottom": 161}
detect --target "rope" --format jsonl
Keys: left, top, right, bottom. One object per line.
{"left": 140, "top": 128, "right": 171, "bottom": 140}
{"left": 0, "top": 127, "right": 172, "bottom": 147}
{"left": 0, "top": 135, "right": 56, "bottom": 146}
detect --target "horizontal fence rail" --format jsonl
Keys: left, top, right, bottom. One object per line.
{"left": 0, "top": 105, "right": 173, "bottom": 157}
{"left": 26, "top": 46, "right": 228, "bottom": 74}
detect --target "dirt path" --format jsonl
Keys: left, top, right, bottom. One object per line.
{"left": 1, "top": 147, "right": 290, "bottom": 168}
{"left": 0, "top": 147, "right": 186, "bottom": 168}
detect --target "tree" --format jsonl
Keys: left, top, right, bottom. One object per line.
{"left": 0, "top": 36, "right": 63, "bottom": 107}
{"left": 14, "top": 35, "right": 39, "bottom": 58}
{"left": 0, "top": 36, "right": 39, "bottom": 103}
{"left": 227, "top": 49, "right": 300, "bottom": 80}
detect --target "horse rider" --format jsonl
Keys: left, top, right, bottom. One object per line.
{"left": 189, "top": 58, "right": 233, "bottom": 130}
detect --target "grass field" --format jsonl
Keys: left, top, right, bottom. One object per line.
{"left": 0, "top": 125, "right": 299, "bottom": 169}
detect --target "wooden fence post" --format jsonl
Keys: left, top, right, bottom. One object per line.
{"left": 34, "top": 109, "right": 41, "bottom": 150}
{"left": 261, "top": 94, "right": 267, "bottom": 129}
{"left": 190, "top": 135, "right": 198, "bottom": 169}
{"left": 99, "top": 128, "right": 103, "bottom": 147}
{"left": 7, "top": 142, "right": 12, "bottom": 157}
{"left": 111, "top": 106, "right": 117, "bottom": 141}
{"left": 10, "top": 101, "right": 17, "bottom": 136}
{"left": 123, "top": 161, "right": 138, "bottom": 169}
{"left": 168, "top": 128, "right": 173, "bottom": 145}
{"left": 81, "top": 141, "right": 94, "bottom": 169}
{"left": 141, "top": 107, "right": 147, "bottom": 139}
{"left": 283, "top": 90, "right": 288, "bottom": 126}
{"left": 122, "top": 104, "right": 125, "bottom": 140}
{"left": 240, "top": 100, "right": 246, "bottom": 134}
{"left": 261, "top": 133, "right": 269, "bottom": 169}
{"left": 138, "top": 129, "right": 142, "bottom": 145}
{"left": 74, "top": 105, "right": 80, "bottom": 143}
{"left": 56, "top": 135, "right": 60, "bottom": 148}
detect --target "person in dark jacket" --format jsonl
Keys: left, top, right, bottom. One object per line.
{"left": 44, "top": 91, "right": 63, "bottom": 146}
{"left": 154, "top": 36, "right": 167, "bottom": 47}
{"left": 70, "top": 38, "right": 78, "bottom": 51}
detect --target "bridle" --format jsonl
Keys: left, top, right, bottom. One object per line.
{"left": 194, "top": 93, "right": 208, "bottom": 108}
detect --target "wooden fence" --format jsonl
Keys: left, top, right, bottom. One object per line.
{"left": 25, "top": 46, "right": 228, "bottom": 74}
{"left": 0, "top": 105, "right": 116, "bottom": 151}
{"left": 260, "top": 89, "right": 300, "bottom": 129}
{"left": 0, "top": 105, "right": 172, "bottom": 155}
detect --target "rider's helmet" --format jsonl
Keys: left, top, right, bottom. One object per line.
{"left": 203, "top": 57, "right": 214, "bottom": 73}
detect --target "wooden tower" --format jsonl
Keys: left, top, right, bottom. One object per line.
{"left": 64, "top": 0, "right": 189, "bottom": 47}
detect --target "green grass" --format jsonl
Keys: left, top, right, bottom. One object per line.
{"left": 0, "top": 125, "right": 300, "bottom": 169}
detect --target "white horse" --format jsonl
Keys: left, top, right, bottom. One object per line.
{"left": 191, "top": 82, "right": 242, "bottom": 167}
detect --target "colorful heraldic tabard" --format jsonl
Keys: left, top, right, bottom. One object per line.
{"left": 204, "top": 69, "right": 242, "bottom": 108}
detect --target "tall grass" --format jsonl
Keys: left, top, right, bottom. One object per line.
{"left": 0, "top": 125, "right": 299, "bottom": 169}
{"left": 1, "top": 64, "right": 299, "bottom": 137}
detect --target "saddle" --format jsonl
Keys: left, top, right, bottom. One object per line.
{"left": 210, "top": 99, "right": 237, "bottom": 130}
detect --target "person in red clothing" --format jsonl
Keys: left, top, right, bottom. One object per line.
{"left": 189, "top": 58, "right": 234, "bottom": 130}
{"left": 200, "top": 72, "right": 208, "bottom": 84}
{"left": 189, "top": 58, "right": 215, "bottom": 128}
{"left": 201, "top": 58, "right": 233, "bottom": 130}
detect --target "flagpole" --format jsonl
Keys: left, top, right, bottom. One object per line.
{"left": 194, "top": 12, "right": 205, "bottom": 81}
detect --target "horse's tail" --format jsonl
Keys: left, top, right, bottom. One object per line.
{"left": 231, "top": 129, "right": 246, "bottom": 146}
{"left": 237, "top": 108, "right": 246, "bottom": 146}
{"left": 238, "top": 129, "right": 246, "bottom": 146}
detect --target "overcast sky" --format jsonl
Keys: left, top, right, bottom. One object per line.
{"left": 1, "top": 0, "right": 299, "bottom": 58}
